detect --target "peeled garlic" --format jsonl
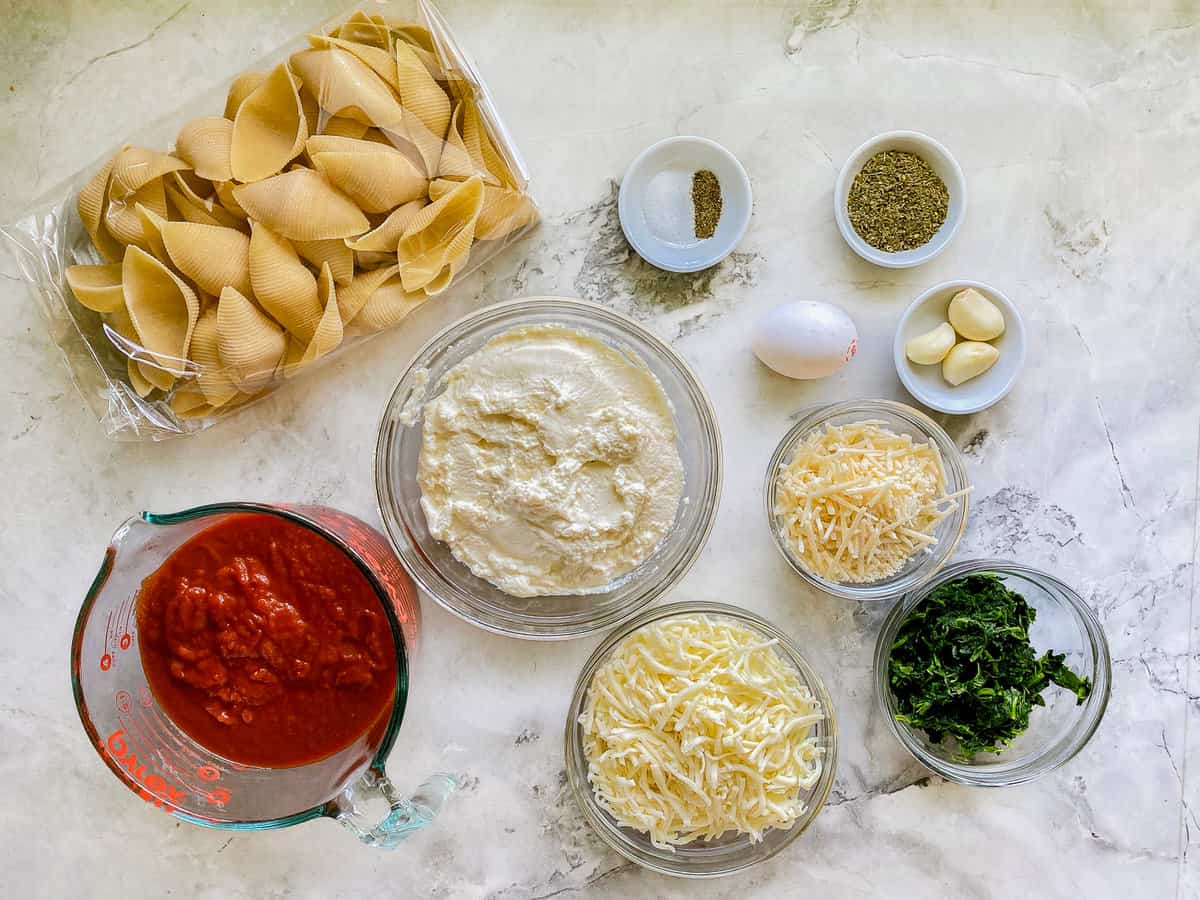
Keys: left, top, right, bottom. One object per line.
{"left": 942, "top": 341, "right": 1000, "bottom": 386}
{"left": 905, "top": 322, "right": 957, "bottom": 365}
{"left": 947, "top": 288, "right": 1005, "bottom": 341}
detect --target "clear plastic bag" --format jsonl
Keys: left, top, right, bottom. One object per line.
{"left": 1, "top": 0, "right": 537, "bottom": 441}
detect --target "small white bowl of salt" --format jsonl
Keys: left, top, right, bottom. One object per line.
{"left": 618, "top": 136, "right": 752, "bottom": 273}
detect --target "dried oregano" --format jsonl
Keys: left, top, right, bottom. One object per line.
{"left": 847, "top": 150, "right": 949, "bottom": 252}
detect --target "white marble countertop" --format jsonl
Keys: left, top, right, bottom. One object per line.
{"left": 2, "top": 1, "right": 1197, "bottom": 897}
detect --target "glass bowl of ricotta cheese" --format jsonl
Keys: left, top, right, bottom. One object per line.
{"left": 376, "top": 296, "right": 723, "bottom": 640}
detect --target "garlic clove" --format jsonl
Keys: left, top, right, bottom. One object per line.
{"left": 947, "top": 288, "right": 1005, "bottom": 341}
{"left": 942, "top": 341, "right": 1000, "bottom": 386}
{"left": 905, "top": 322, "right": 957, "bottom": 365}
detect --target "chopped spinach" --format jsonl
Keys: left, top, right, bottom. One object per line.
{"left": 888, "top": 573, "right": 1092, "bottom": 759}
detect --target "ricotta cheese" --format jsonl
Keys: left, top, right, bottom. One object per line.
{"left": 417, "top": 324, "right": 684, "bottom": 597}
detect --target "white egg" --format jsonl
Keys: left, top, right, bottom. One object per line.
{"left": 752, "top": 301, "right": 858, "bottom": 379}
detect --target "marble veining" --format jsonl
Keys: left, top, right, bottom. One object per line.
{"left": 0, "top": 1, "right": 1197, "bottom": 898}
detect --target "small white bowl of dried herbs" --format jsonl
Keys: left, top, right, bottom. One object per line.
{"left": 834, "top": 130, "right": 966, "bottom": 268}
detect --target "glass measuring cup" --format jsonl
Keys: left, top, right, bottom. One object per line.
{"left": 71, "top": 502, "right": 456, "bottom": 846}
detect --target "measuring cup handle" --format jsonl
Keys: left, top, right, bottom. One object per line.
{"left": 330, "top": 766, "right": 458, "bottom": 849}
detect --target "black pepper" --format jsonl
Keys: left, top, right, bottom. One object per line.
{"left": 691, "top": 169, "right": 722, "bottom": 240}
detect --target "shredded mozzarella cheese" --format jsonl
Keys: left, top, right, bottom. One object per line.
{"left": 579, "top": 615, "right": 824, "bottom": 849}
{"left": 774, "top": 420, "right": 967, "bottom": 584}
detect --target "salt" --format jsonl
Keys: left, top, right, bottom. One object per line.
{"left": 641, "top": 166, "right": 699, "bottom": 247}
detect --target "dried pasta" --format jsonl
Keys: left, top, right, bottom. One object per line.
{"left": 56, "top": 7, "right": 537, "bottom": 430}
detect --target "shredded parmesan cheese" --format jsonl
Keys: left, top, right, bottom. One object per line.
{"left": 774, "top": 420, "right": 967, "bottom": 584}
{"left": 579, "top": 615, "right": 824, "bottom": 849}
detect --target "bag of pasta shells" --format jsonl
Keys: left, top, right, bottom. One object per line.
{"left": 1, "top": 0, "right": 537, "bottom": 440}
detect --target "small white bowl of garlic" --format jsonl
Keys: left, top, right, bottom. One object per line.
{"left": 893, "top": 280, "right": 1025, "bottom": 415}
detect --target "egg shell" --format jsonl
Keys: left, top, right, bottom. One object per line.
{"left": 752, "top": 301, "right": 858, "bottom": 379}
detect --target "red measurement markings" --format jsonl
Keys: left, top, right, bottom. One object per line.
{"left": 103, "top": 728, "right": 187, "bottom": 811}
{"left": 206, "top": 788, "right": 231, "bottom": 807}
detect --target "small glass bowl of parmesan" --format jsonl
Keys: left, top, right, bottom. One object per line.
{"left": 765, "top": 399, "right": 970, "bottom": 601}
{"left": 564, "top": 602, "right": 838, "bottom": 877}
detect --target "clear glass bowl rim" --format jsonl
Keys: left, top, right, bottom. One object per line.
{"left": 374, "top": 296, "right": 724, "bottom": 640}
{"left": 563, "top": 600, "right": 839, "bottom": 877}
{"left": 872, "top": 558, "right": 1112, "bottom": 787}
{"left": 763, "top": 398, "right": 970, "bottom": 601}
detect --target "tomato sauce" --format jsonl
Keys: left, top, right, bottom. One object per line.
{"left": 136, "top": 513, "right": 398, "bottom": 768}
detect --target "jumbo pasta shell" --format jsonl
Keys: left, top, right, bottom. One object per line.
{"left": 175, "top": 116, "right": 234, "bottom": 182}
{"left": 308, "top": 33, "right": 397, "bottom": 88}
{"left": 169, "top": 382, "right": 210, "bottom": 415}
{"left": 110, "top": 147, "right": 189, "bottom": 199}
{"left": 189, "top": 308, "right": 239, "bottom": 408}
{"left": 289, "top": 48, "right": 405, "bottom": 129}
{"left": 137, "top": 359, "right": 177, "bottom": 392}
{"left": 105, "top": 179, "right": 167, "bottom": 248}
{"left": 345, "top": 199, "right": 425, "bottom": 252}
{"left": 134, "top": 203, "right": 170, "bottom": 261}
{"left": 298, "top": 86, "right": 322, "bottom": 138}
{"left": 233, "top": 168, "right": 369, "bottom": 241}
{"left": 65, "top": 263, "right": 125, "bottom": 313}
{"left": 461, "top": 100, "right": 515, "bottom": 187}
{"left": 166, "top": 172, "right": 246, "bottom": 230}
{"left": 427, "top": 178, "right": 455, "bottom": 201}
{"left": 323, "top": 116, "right": 371, "bottom": 139}
{"left": 294, "top": 238, "right": 354, "bottom": 285}
{"left": 213, "top": 180, "right": 249, "bottom": 220}
{"left": 309, "top": 147, "right": 426, "bottom": 212}
{"left": 122, "top": 246, "right": 200, "bottom": 371}
{"left": 225, "top": 71, "right": 268, "bottom": 119}
{"left": 397, "top": 175, "right": 483, "bottom": 292}
{"left": 77, "top": 154, "right": 125, "bottom": 262}
{"left": 476, "top": 187, "right": 538, "bottom": 241}
{"left": 392, "top": 22, "right": 436, "bottom": 54}
{"left": 126, "top": 357, "right": 155, "bottom": 397}
{"left": 337, "top": 263, "right": 398, "bottom": 324}
{"left": 355, "top": 273, "right": 427, "bottom": 332}
{"left": 420, "top": 223, "right": 475, "bottom": 295}
{"left": 216, "top": 286, "right": 286, "bottom": 393}
{"left": 230, "top": 63, "right": 308, "bottom": 183}
{"left": 394, "top": 41, "right": 450, "bottom": 138}
{"left": 104, "top": 306, "right": 140, "bottom": 351}
{"left": 436, "top": 104, "right": 476, "bottom": 180}
{"left": 278, "top": 333, "right": 306, "bottom": 380}
{"left": 77, "top": 155, "right": 113, "bottom": 240}
{"left": 248, "top": 221, "right": 322, "bottom": 342}
{"left": 161, "top": 221, "right": 252, "bottom": 296}
{"left": 333, "top": 11, "right": 392, "bottom": 50}
{"left": 289, "top": 263, "right": 344, "bottom": 374}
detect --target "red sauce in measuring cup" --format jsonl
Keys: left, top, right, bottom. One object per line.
{"left": 136, "top": 513, "right": 398, "bottom": 768}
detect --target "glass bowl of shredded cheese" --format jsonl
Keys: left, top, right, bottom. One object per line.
{"left": 565, "top": 602, "right": 838, "bottom": 877}
{"left": 765, "top": 399, "right": 970, "bottom": 601}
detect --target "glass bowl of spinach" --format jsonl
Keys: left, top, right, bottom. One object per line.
{"left": 874, "top": 559, "right": 1110, "bottom": 786}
